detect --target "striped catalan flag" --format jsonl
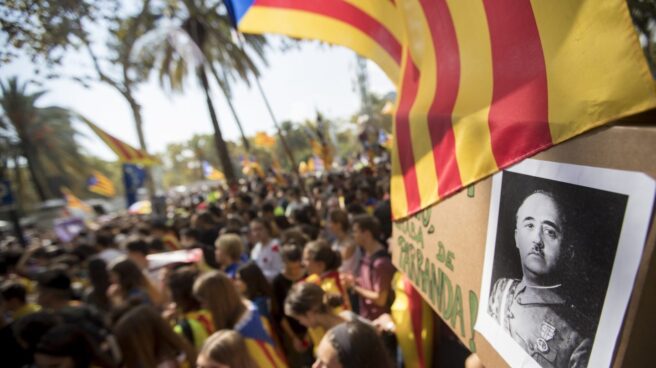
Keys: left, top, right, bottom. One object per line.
{"left": 87, "top": 171, "right": 116, "bottom": 197}
{"left": 80, "top": 117, "right": 158, "bottom": 166}
{"left": 225, "top": 0, "right": 404, "bottom": 84}
{"left": 226, "top": 0, "right": 656, "bottom": 219}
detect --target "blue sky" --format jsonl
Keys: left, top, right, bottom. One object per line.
{"left": 1, "top": 36, "right": 395, "bottom": 161}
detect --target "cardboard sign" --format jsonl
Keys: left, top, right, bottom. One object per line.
{"left": 390, "top": 114, "right": 656, "bottom": 368}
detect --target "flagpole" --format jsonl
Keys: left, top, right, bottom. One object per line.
{"left": 235, "top": 33, "right": 312, "bottom": 198}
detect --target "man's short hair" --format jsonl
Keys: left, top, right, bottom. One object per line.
{"left": 37, "top": 269, "right": 72, "bottom": 292}
{"left": 1, "top": 281, "right": 27, "bottom": 303}
{"left": 215, "top": 234, "right": 243, "bottom": 261}
{"left": 329, "top": 209, "right": 350, "bottom": 232}
{"left": 515, "top": 190, "right": 568, "bottom": 234}
{"left": 281, "top": 244, "right": 303, "bottom": 263}
{"left": 352, "top": 214, "right": 381, "bottom": 239}
{"left": 126, "top": 239, "right": 149, "bottom": 256}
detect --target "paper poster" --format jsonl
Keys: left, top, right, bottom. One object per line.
{"left": 476, "top": 159, "right": 655, "bottom": 367}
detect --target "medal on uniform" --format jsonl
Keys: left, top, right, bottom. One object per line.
{"left": 536, "top": 321, "right": 556, "bottom": 353}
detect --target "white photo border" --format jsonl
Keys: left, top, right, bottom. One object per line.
{"left": 475, "top": 159, "right": 655, "bottom": 368}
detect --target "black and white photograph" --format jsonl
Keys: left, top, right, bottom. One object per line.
{"left": 476, "top": 159, "right": 655, "bottom": 368}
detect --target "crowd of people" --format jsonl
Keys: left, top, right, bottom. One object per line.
{"left": 0, "top": 165, "right": 476, "bottom": 368}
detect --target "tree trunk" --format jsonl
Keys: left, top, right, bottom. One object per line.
{"left": 13, "top": 152, "right": 24, "bottom": 212}
{"left": 198, "top": 67, "right": 236, "bottom": 183}
{"left": 20, "top": 142, "right": 50, "bottom": 201}
{"left": 127, "top": 95, "right": 157, "bottom": 200}
{"left": 208, "top": 64, "right": 251, "bottom": 152}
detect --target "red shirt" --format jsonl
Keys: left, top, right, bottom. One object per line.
{"left": 356, "top": 249, "right": 395, "bottom": 320}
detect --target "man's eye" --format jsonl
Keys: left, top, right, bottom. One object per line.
{"left": 543, "top": 228, "right": 558, "bottom": 239}
{"left": 524, "top": 223, "right": 535, "bottom": 229}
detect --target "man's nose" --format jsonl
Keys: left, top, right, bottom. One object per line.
{"left": 532, "top": 228, "right": 544, "bottom": 246}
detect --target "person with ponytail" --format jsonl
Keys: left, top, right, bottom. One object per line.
{"left": 193, "top": 271, "right": 286, "bottom": 368}
{"left": 285, "top": 282, "right": 367, "bottom": 356}
{"left": 302, "top": 240, "right": 351, "bottom": 312}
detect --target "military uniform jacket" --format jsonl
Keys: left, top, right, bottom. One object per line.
{"left": 488, "top": 278, "right": 592, "bottom": 368}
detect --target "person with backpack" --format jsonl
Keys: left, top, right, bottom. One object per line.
{"left": 342, "top": 215, "right": 395, "bottom": 321}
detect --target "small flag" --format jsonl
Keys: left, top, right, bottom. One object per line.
{"left": 240, "top": 155, "right": 265, "bottom": 178}
{"left": 61, "top": 187, "right": 93, "bottom": 218}
{"left": 87, "top": 171, "right": 116, "bottom": 197}
{"left": 202, "top": 161, "right": 226, "bottom": 181}
{"left": 254, "top": 131, "right": 276, "bottom": 149}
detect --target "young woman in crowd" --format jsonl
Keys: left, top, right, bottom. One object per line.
{"left": 108, "top": 258, "right": 161, "bottom": 307}
{"left": 272, "top": 244, "right": 312, "bottom": 367}
{"left": 284, "top": 282, "right": 364, "bottom": 356}
{"left": 314, "top": 321, "right": 393, "bottom": 368}
{"left": 84, "top": 257, "right": 112, "bottom": 316}
{"left": 166, "top": 266, "right": 214, "bottom": 350}
{"left": 197, "top": 330, "right": 258, "bottom": 368}
{"left": 302, "top": 240, "right": 351, "bottom": 311}
{"left": 113, "top": 304, "right": 196, "bottom": 368}
{"left": 193, "top": 271, "right": 286, "bottom": 368}
{"left": 214, "top": 234, "right": 244, "bottom": 279}
{"left": 235, "top": 261, "right": 272, "bottom": 320}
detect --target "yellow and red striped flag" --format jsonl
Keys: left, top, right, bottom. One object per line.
{"left": 87, "top": 171, "right": 116, "bottom": 197}
{"left": 226, "top": 0, "right": 656, "bottom": 219}
{"left": 81, "top": 117, "right": 158, "bottom": 166}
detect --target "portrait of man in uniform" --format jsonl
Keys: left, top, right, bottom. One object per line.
{"left": 488, "top": 190, "right": 592, "bottom": 367}
{"left": 476, "top": 160, "right": 656, "bottom": 368}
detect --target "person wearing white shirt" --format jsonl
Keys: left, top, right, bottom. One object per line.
{"left": 249, "top": 218, "right": 283, "bottom": 282}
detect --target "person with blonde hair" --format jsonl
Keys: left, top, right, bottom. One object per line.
{"left": 215, "top": 234, "right": 244, "bottom": 278}
{"left": 193, "top": 271, "right": 286, "bottom": 368}
{"left": 197, "top": 330, "right": 258, "bottom": 368}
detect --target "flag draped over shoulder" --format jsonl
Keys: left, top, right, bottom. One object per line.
{"left": 87, "top": 171, "right": 116, "bottom": 197}
{"left": 81, "top": 117, "right": 158, "bottom": 166}
{"left": 226, "top": 0, "right": 656, "bottom": 220}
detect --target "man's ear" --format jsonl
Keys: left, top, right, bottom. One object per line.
{"left": 567, "top": 242, "right": 576, "bottom": 262}
{"left": 514, "top": 228, "right": 519, "bottom": 249}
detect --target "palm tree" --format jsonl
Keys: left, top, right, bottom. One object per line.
{"left": 0, "top": 77, "right": 89, "bottom": 201}
{"left": 134, "top": 0, "right": 268, "bottom": 183}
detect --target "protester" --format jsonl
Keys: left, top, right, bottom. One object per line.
{"left": 197, "top": 330, "right": 258, "bottom": 368}
{"left": 108, "top": 258, "right": 160, "bottom": 307}
{"left": 214, "top": 234, "right": 244, "bottom": 278}
{"left": 1, "top": 281, "right": 40, "bottom": 320}
{"left": 342, "top": 215, "right": 395, "bottom": 320}
{"left": 315, "top": 321, "right": 394, "bottom": 368}
{"left": 271, "top": 244, "right": 310, "bottom": 366}
{"left": 235, "top": 261, "right": 272, "bottom": 319}
{"left": 302, "top": 240, "right": 350, "bottom": 311}
{"left": 193, "top": 271, "right": 285, "bottom": 367}
{"left": 250, "top": 218, "right": 283, "bottom": 282}
{"left": 166, "top": 266, "right": 213, "bottom": 350}
{"left": 327, "top": 209, "right": 361, "bottom": 276}
{"left": 113, "top": 304, "right": 196, "bottom": 368}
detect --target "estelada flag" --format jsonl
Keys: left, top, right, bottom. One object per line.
{"left": 80, "top": 116, "right": 158, "bottom": 166}
{"left": 87, "top": 171, "right": 116, "bottom": 197}
{"left": 226, "top": 0, "right": 656, "bottom": 219}
{"left": 61, "top": 187, "right": 94, "bottom": 217}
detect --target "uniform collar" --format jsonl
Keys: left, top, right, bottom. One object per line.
{"left": 515, "top": 279, "right": 566, "bottom": 305}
